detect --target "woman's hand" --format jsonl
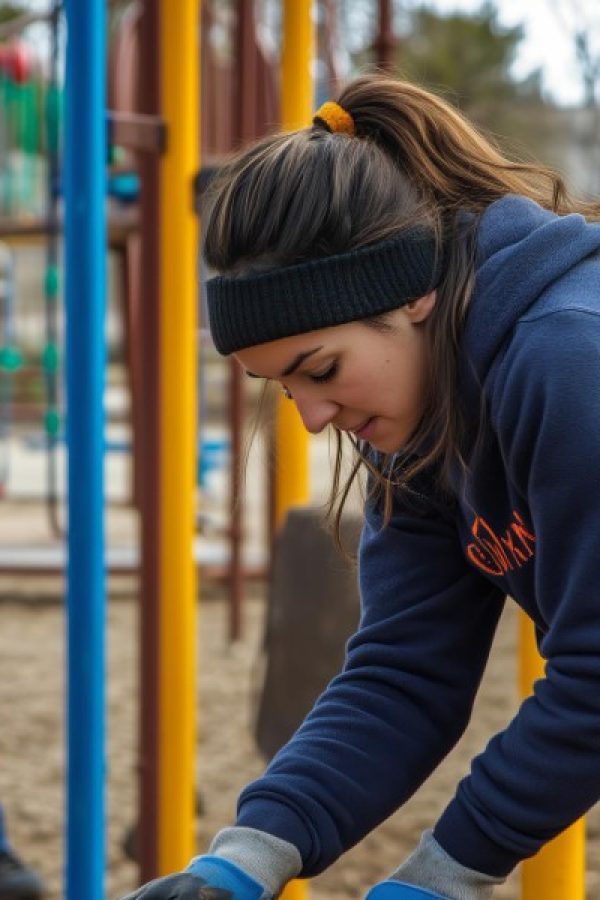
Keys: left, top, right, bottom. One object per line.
{"left": 118, "top": 849, "right": 273, "bottom": 900}
{"left": 120, "top": 871, "right": 232, "bottom": 898}
{"left": 119, "top": 827, "right": 301, "bottom": 899}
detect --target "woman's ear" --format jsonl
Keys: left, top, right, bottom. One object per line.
{"left": 404, "top": 290, "right": 437, "bottom": 324}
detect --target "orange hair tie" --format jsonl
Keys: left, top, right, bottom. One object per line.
{"left": 313, "top": 101, "right": 356, "bottom": 136}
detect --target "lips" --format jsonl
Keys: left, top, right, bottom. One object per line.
{"left": 352, "top": 417, "right": 376, "bottom": 439}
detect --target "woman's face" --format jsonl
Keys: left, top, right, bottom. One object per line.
{"left": 235, "top": 292, "right": 436, "bottom": 454}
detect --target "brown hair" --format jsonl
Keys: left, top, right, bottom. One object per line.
{"left": 203, "top": 73, "right": 600, "bottom": 536}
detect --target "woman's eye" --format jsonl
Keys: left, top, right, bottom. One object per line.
{"left": 310, "top": 362, "right": 338, "bottom": 384}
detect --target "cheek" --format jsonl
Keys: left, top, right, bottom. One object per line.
{"left": 384, "top": 354, "right": 428, "bottom": 415}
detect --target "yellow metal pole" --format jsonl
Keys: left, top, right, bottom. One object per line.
{"left": 278, "top": 3, "right": 313, "bottom": 897}
{"left": 519, "top": 613, "right": 585, "bottom": 899}
{"left": 281, "top": 0, "right": 314, "bottom": 130}
{"left": 275, "top": 399, "right": 310, "bottom": 528}
{"left": 158, "top": 0, "right": 200, "bottom": 874}
{"left": 275, "top": 0, "right": 313, "bottom": 531}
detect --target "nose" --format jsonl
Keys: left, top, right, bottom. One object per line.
{"left": 293, "top": 394, "right": 339, "bottom": 435}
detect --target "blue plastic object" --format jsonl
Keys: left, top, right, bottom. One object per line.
{"left": 197, "top": 436, "right": 229, "bottom": 487}
{"left": 365, "top": 881, "right": 447, "bottom": 899}
{"left": 107, "top": 171, "right": 140, "bottom": 204}
{"left": 64, "top": 1, "right": 107, "bottom": 898}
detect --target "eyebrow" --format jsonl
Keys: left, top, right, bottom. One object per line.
{"left": 245, "top": 346, "right": 324, "bottom": 380}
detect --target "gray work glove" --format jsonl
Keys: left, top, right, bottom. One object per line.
{"left": 390, "top": 831, "right": 505, "bottom": 900}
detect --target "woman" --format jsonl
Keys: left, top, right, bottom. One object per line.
{"left": 122, "top": 74, "right": 600, "bottom": 900}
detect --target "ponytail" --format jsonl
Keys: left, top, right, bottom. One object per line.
{"left": 336, "top": 74, "right": 599, "bottom": 219}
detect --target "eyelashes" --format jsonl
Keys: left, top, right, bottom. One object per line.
{"left": 310, "top": 361, "right": 338, "bottom": 384}
{"left": 281, "top": 360, "right": 339, "bottom": 399}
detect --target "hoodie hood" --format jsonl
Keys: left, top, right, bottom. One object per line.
{"left": 460, "top": 195, "right": 600, "bottom": 387}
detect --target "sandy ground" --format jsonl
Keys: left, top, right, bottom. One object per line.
{"left": 0, "top": 573, "right": 599, "bottom": 900}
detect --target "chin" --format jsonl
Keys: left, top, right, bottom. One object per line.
{"left": 367, "top": 437, "right": 404, "bottom": 454}
{"left": 368, "top": 425, "right": 415, "bottom": 454}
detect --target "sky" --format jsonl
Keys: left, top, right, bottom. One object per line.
{"left": 418, "top": 0, "right": 600, "bottom": 105}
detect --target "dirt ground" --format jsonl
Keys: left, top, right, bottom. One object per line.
{"left": 0, "top": 571, "right": 599, "bottom": 900}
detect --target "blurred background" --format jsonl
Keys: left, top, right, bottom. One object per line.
{"left": 0, "top": 0, "right": 598, "bottom": 590}
{"left": 0, "top": 2, "right": 598, "bottom": 899}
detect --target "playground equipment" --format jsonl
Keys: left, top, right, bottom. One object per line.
{"left": 63, "top": 0, "right": 200, "bottom": 891}
{"left": 0, "top": 40, "right": 38, "bottom": 216}
{"left": 0, "top": 4, "right": 64, "bottom": 535}
{"left": 157, "top": 0, "right": 200, "bottom": 874}
{"left": 104, "top": 0, "right": 200, "bottom": 880}
{"left": 519, "top": 615, "right": 585, "bottom": 899}
{"left": 276, "top": 4, "right": 314, "bottom": 899}
{"left": 273, "top": 0, "right": 313, "bottom": 534}
{"left": 44, "top": 0, "right": 63, "bottom": 539}
{"left": 64, "top": 2, "right": 106, "bottom": 899}
{"left": 0, "top": 241, "right": 18, "bottom": 493}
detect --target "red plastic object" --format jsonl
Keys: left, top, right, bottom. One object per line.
{"left": 0, "top": 42, "right": 31, "bottom": 84}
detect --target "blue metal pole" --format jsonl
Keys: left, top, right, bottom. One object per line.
{"left": 64, "top": 2, "right": 106, "bottom": 898}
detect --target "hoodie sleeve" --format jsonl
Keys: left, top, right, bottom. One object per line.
{"left": 236, "top": 482, "right": 505, "bottom": 876}
{"left": 435, "top": 308, "right": 600, "bottom": 876}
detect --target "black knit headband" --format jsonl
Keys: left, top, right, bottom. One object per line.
{"left": 206, "top": 228, "right": 442, "bottom": 355}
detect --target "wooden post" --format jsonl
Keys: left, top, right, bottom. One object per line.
{"left": 137, "top": 0, "right": 161, "bottom": 881}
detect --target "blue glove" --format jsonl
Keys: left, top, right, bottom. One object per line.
{"left": 366, "top": 881, "right": 447, "bottom": 899}
{"left": 119, "top": 856, "right": 267, "bottom": 899}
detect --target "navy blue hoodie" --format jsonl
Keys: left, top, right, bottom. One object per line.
{"left": 235, "top": 196, "right": 600, "bottom": 878}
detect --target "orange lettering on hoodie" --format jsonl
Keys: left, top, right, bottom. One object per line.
{"left": 467, "top": 510, "right": 536, "bottom": 578}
